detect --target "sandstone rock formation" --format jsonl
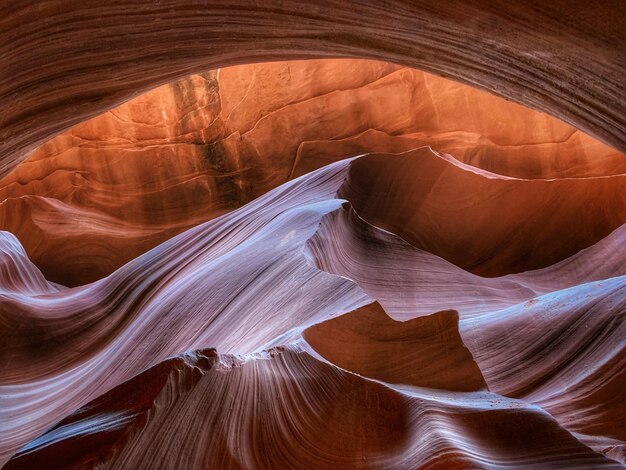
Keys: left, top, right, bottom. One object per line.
{"left": 1, "top": 149, "right": 625, "bottom": 467}
{"left": 1, "top": 0, "right": 625, "bottom": 176}
{"left": 0, "top": 5, "right": 625, "bottom": 467}
{"left": 1, "top": 59, "right": 623, "bottom": 286}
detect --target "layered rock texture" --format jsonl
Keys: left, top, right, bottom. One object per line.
{"left": 0, "top": 50, "right": 625, "bottom": 470}
{"left": 1, "top": 59, "right": 623, "bottom": 286}
{"left": 1, "top": 0, "right": 625, "bottom": 175}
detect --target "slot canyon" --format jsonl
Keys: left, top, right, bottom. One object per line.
{"left": 1, "top": 2, "right": 625, "bottom": 469}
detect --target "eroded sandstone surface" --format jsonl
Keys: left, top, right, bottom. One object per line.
{"left": 1, "top": 59, "right": 623, "bottom": 285}
{"left": 0, "top": 56, "right": 624, "bottom": 469}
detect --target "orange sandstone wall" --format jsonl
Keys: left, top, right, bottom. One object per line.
{"left": 1, "top": 59, "right": 623, "bottom": 285}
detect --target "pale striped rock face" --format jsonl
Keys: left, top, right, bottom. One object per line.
{"left": 0, "top": 20, "right": 625, "bottom": 470}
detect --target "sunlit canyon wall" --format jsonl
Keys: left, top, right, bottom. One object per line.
{"left": 1, "top": 60, "right": 624, "bottom": 286}
{"left": 0, "top": 30, "right": 625, "bottom": 470}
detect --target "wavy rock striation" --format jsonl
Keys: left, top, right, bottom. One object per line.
{"left": 6, "top": 346, "right": 621, "bottom": 469}
{"left": 1, "top": 59, "right": 623, "bottom": 286}
{"left": 1, "top": 152, "right": 625, "bottom": 467}
{"left": 1, "top": 13, "right": 625, "bottom": 465}
{"left": 339, "top": 148, "right": 626, "bottom": 276}
{"left": 1, "top": 0, "right": 625, "bottom": 177}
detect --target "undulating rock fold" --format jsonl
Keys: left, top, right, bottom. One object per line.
{"left": 338, "top": 148, "right": 626, "bottom": 276}
{"left": 306, "top": 203, "right": 626, "bottom": 320}
{"left": 0, "top": 49, "right": 624, "bottom": 469}
{"left": 0, "top": 160, "right": 369, "bottom": 464}
{"left": 3, "top": 59, "right": 622, "bottom": 287}
{"left": 461, "top": 278, "right": 626, "bottom": 443}
{"left": 5, "top": 346, "right": 623, "bottom": 469}
{"left": 2, "top": 150, "right": 625, "bottom": 467}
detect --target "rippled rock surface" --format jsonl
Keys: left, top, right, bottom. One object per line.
{"left": 0, "top": 56, "right": 624, "bottom": 469}
{"left": 1, "top": 59, "right": 623, "bottom": 286}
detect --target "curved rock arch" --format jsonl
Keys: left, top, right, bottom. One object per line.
{"left": 1, "top": 0, "right": 625, "bottom": 176}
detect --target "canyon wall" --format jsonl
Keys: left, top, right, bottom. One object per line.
{"left": 1, "top": 0, "right": 625, "bottom": 177}
{"left": 1, "top": 59, "right": 623, "bottom": 286}
{"left": 0, "top": 3, "right": 625, "bottom": 466}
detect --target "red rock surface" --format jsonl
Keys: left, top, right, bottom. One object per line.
{"left": 1, "top": 0, "right": 625, "bottom": 176}
{"left": 1, "top": 59, "right": 623, "bottom": 286}
{"left": 0, "top": 13, "right": 625, "bottom": 469}
{"left": 1, "top": 155, "right": 625, "bottom": 468}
